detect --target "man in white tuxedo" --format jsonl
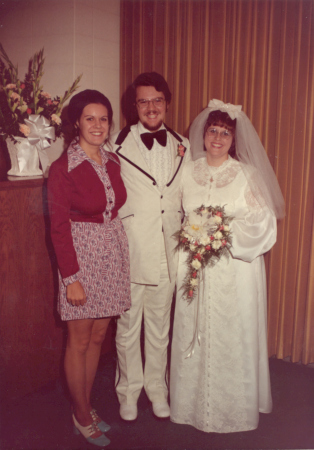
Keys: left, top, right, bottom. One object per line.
{"left": 113, "top": 72, "right": 190, "bottom": 421}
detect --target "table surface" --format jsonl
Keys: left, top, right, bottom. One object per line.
{"left": 0, "top": 176, "right": 45, "bottom": 190}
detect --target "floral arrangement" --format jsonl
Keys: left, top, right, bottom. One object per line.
{"left": 0, "top": 44, "right": 81, "bottom": 142}
{"left": 177, "top": 143, "right": 186, "bottom": 157}
{"left": 174, "top": 205, "right": 233, "bottom": 302}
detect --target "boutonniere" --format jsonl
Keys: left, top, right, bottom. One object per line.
{"left": 177, "top": 143, "right": 186, "bottom": 157}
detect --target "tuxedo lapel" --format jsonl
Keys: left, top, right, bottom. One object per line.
{"left": 115, "top": 127, "right": 157, "bottom": 184}
{"left": 115, "top": 124, "right": 187, "bottom": 188}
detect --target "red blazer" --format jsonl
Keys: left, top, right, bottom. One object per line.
{"left": 48, "top": 151, "right": 127, "bottom": 279}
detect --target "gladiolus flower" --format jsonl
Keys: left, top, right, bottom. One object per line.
{"left": 205, "top": 245, "right": 211, "bottom": 251}
{"left": 10, "top": 92, "right": 20, "bottom": 101}
{"left": 194, "top": 253, "right": 202, "bottom": 261}
{"left": 47, "top": 99, "right": 53, "bottom": 105}
{"left": 19, "top": 124, "right": 31, "bottom": 137}
{"left": 40, "top": 91, "right": 51, "bottom": 99}
{"left": 221, "top": 239, "right": 227, "bottom": 247}
{"left": 192, "top": 271, "right": 197, "bottom": 278}
{"left": 188, "top": 290, "right": 194, "bottom": 298}
{"left": 51, "top": 114, "right": 61, "bottom": 125}
{"left": 27, "top": 108, "right": 32, "bottom": 114}
{"left": 20, "top": 83, "right": 25, "bottom": 89}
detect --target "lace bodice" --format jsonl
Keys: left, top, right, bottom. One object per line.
{"left": 181, "top": 157, "right": 264, "bottom": 221}
{"left": 192, "top": 156, "right": 241, "bottom": 187}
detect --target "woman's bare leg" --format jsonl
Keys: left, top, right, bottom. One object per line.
{"left": 85, "top": 317, "right": 111, "bottom": 409}
{"left": 65, "top": 318, "right": 101, "bottom": 436}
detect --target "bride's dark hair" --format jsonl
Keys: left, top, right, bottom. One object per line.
{"left": 203, "top": 110, "right": 237, "bottom": 158}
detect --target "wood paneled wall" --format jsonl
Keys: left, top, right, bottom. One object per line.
{"left": 0, "top": 178, "right": 115, "bottom": 402}
{"left": 0, "top": 179, "right": 65, "bottom": 402}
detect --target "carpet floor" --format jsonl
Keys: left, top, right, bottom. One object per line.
{"left": 1, "top": 351, "right": 314, "bottom": 450}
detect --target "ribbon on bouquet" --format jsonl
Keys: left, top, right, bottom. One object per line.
{"left": 24, "top": 114, "right": 56, "bottom": 174}
{"left": 185, "top": 267, "right": 205, "bottom": 359}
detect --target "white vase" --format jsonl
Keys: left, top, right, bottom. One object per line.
{"left": 6, "top": 137, "right": 43, "bottom": 177}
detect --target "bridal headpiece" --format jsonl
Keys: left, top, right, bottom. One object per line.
{"left": 207, "top": 99, "right": 242, "bottom": 119}
{"left": 189, "top": 99, "right": 285, "bottom": 219}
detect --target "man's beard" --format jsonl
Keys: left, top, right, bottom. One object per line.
{"left": 142, "top": 120, "right": 163, "bottom": 132}
{"left": 141, "top": 109, "right": 163, "bottom": 131}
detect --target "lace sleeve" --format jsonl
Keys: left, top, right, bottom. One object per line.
{"left": 244, "top": 181, "right": 266, "bottom": 210}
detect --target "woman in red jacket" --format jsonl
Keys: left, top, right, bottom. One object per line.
{"left": 48, "top": 90, "right": 131, "bottom": 447}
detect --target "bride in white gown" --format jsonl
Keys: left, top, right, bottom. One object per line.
{"left": 170, "top": 100, "right": 285, "bottom": 433}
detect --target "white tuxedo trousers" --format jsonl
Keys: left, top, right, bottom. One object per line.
{"left": 116, "top": 235, "right": 176, "bottom": 405}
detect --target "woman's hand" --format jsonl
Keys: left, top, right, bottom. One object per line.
{"left": 66, "top": 281, "right": 87, "bottom": 306}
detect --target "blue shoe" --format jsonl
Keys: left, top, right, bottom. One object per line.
{"left": 90, "top": 408, "right": 111, "bottom": 433}
{"left": 72, "top": 414, "right": 110, "bottom": 447}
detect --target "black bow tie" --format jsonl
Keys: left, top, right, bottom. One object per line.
{"left": 140, "top": 129, "right": 167, "bottom": 150}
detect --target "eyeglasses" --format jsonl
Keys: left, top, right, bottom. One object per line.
{"left": 206, "top": 127, "right": 233, "bottom": 140}
{"left": 136, "top": 97, "right": 165, "bottom": 109}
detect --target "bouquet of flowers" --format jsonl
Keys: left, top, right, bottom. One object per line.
{"left": 174, "top": 205, "right": 233, "bottom": 302}
{"left": 0, "top": 44, "right": 82, "bottom": 142}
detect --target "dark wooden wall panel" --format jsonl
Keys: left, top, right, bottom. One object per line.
{"left": 0, "top": 178, "right": 114, "bottom": 403}
{"left": 0, "top": 179, "right": 65, "bottom": 402}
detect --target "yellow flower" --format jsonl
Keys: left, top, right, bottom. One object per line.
{"left": 200, "top": 235, "right": 211, "bottom": 246}
{"left": 191, "top": 259, "right": 201, "bottom": 270}
{"left": 214, "top": 231, "right": 223, "bottom": 240}
{"left": 212, "top": 240, "right": 222, "bottom": 250}
{"left": 17, "top": 104, "right": 28, "bottom": 113}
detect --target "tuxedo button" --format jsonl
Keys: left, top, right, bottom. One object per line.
{"left": 161, "top": 210, "right": 164, "bottom": 214}
{"left": 161, "top": 195, "right": 163, "bottom": 199}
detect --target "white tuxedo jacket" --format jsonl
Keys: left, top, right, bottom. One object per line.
{"left": 112, "top": 124, "right": 190, "bottom": 285}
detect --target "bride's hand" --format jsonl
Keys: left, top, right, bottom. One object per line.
{"left": 66, "top": 280, "right": 87, "bottom": 306}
